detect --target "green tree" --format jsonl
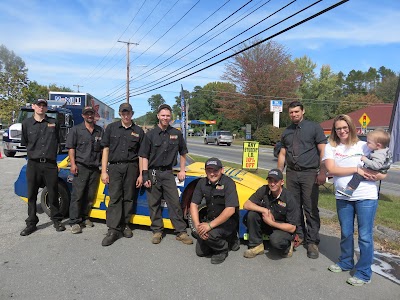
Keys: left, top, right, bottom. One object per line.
{"left": 0, "top": 45, "right": 28, "bottom": 125}
{"left": 22, "top": 80, "right": 49, "bottom": 103}
{"left": 376, "top": 74, "right": 399, "bottom": 103}
{"left": 336, "top": 93, "right": 381, "bottom": 115}
{"left": 172, "top": 89, "right": 190, "bottom": 119}
{"left": 293, "top": 55, "right": 316, "bottom": 99}
{"left": 147, "top": 94, "right": 165, "bottom": 125}
{"left": 222, "top": 40, "right": 299, "bottom": 130}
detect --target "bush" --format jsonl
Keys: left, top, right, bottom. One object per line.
{"left": 253, "top": 124, "right": 284, "bottom": 145}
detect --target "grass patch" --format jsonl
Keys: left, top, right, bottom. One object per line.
{"left": 189, "top": 154, "right": 400, "bottom": 232}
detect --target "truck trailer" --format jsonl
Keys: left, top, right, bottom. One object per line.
{"left": 2, "top": 92, "right": 114, "bottom": 157}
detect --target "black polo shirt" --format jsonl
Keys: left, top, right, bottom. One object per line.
{"left": 192, "top": 174, "right": 239, "bottom": 222}
{"left": 249, "top": 186, "right": 300, "bottom": 227}
{"left": 21, "top": 116, "right": 60, "bottom": 161}
{"left": 281, "top": 119, "right": 326, "bottom": 170}
{"left": 101, "top": 121, "right": 144, "bottom": 163}
{"left": 139, "top": 125, "right": 188, "bottom": 169}
{"left": 66, "top": 122, "right": 104, "bottom": 167}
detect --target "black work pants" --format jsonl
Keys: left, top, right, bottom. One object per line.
{"left": 146, "top": 170, "right": 187, "bottom": 234}
{"left": 107, "top": 161, "right": 139, "bottom": 232}
{"left": 26, "top": 160, "right": 63, "bottom": 226}
{"left": 286, "top": 169, "right": 320, "bottom": 245}
{"left": 197, "top": 219, "right": 237, "bottom": 254}
{"left": 69, "top": 164, "right": 100, "bottom": 225}
{"left": 246, "top": 211, "right": 293, "bottom": 252}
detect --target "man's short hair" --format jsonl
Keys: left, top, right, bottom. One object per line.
{"left": 288, "top": 101, "right": 303, "bottom": 110}
{"left": 157, "top": 104, "right": 172, "bottom": 113}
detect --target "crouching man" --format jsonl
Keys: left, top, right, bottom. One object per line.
{"left": 190, "top": 158, "right": 240, "bottom": 264}
{"left": 243, "top": 169, "right": 300, "bottom": 258}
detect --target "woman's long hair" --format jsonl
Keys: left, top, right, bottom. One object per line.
{"left": 328, "top": 114, "right": 359, "bottom": 147}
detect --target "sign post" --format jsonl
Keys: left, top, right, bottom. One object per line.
{"left": 270, "top": 100, "right": 283, "bottom": 128}
{"left": 242, "top": 141, "right": 259, "bottom": 170}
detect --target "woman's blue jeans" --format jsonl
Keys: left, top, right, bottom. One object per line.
{"left": 336, "top": 199, "right": 378, "bottom": 282}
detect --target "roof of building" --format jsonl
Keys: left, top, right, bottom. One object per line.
{"left": 319, "top": 104, "right": 394, "bottom": 132}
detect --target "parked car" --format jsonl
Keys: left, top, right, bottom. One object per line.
{"left": 14, "top": 155, "right": 267, "bottom": 239}
{"left": 204, "top": 130, "right": 233, "bottom": 146}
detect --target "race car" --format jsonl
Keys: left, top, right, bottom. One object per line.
{"left": 14, "top": 155, "right": 267, "bottom": 239}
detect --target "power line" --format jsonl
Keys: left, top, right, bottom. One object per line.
{"left": 129, "top": 0, "right": 291, "bottom": 94}
{"left": 112, "top": 0, "right": 348, "bottom": 103}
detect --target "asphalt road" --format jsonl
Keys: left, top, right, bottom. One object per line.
{"left": 0, "top": 152, "right": 399, "bottom": 299}
{"left": 188, "top": 137, "right": 400, "bottom": 196}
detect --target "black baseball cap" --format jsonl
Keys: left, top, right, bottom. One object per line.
{"left": 205, "top": 157, "right": 223, "bottom": 170}
{"left": 82, "top": 106, "right": 95, "bottom": 114}
{"left": 157, "top": 104, "right": 172, "bottom": 113}
{"left": 119, "top": 103, "right": 133, "bottom": 112}
{"left": 35, "top": 99, "right": 48, "bottom": 105}
{"left": 267, "top": 169, "right": 283, "bottom": 181}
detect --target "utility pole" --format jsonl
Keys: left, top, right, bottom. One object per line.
{"left": 73, "top": 84, "right": 83, "bottom": 92}
{"left": 118, "top": 40, "right": 138, "bottom": 104}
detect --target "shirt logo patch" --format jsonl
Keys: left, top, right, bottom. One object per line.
{"left": 131, "top": 132, "right": 139, "bottom": 137}
{"left": 216, "top": 185, "right": 224, "bottom": 190}
{"left": 170, "top": 135, "right": 178, "bottom": 140}
{"left": 48, "top": 123, "right": 56, "bottom": 127}
{"left": 277, "top": 200, "right": 286, "bottom": 207}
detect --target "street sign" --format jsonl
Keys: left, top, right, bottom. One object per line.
{"left": 359, "top": 113, "right": 370, "bottom": 128}
{"left": 270, "top": 100, "right": 283, "bottom": 112}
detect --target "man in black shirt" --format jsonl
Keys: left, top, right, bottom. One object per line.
{"left": 66, "top": 106, "right": 103, "bottom": 234}
{"left": 277, "top": 101, "right": 327, "bottom": 259}
{"left": 139, "top": 104, "right": 193, "bottom": 245}
{"left": 190, "top": 158, "right": 240, "bottom": 264}
{"left": 243, "top": 169, "right": 300, "bottom": 258}
{"left": 20, "top": 99, "right": 65, "bottom": 236}
{"left": 100, "top": 103, "right": 144, "bottom": 246}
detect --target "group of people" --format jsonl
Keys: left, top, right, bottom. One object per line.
{"left": 20, "top": 99, "right": 390, "bottom": 284}
{"left": 20, "top": 100, "right": 193, "bottom": 248}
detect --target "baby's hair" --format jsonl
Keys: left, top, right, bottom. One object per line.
{"left": 367, "top": 128, "right": 390, "bottom": 148}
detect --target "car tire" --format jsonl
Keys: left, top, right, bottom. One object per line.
{"left": 216, "top": 139, "right": 219, "bottom": 146}
{"left": 204, "top": 139, "right": 208, "bottom": 144}
{"left": 227, "top": 143, "right": 231, "bottom": 146}
{"left": 3, "top": 149, "right": 16, "bottom": 157}
{"left": 188, "top": 203, "right": 208, "bottom": 238}
{"left": 40, "top": 181, "right": 70, "bottom": 218}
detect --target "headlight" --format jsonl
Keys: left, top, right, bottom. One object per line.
{"left": 3, "top": 131, "right": 8, "bottom": 138}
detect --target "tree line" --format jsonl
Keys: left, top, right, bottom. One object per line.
{"left": 1, "top": 41, "right": 398, "bottom": 143}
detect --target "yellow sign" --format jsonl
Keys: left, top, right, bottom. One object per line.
{"left": 358, "top": 113, "right": 370, "bottom": 128}
{"left": 242, "top": 141, "right": 259, "bottom": 170}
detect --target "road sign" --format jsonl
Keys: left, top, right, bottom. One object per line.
{"left": 242, "top": 141, "right": 259, "bottom": 170}
{"left": 359, "top": 113, "right": 370, "bottom": 128}
{"left": 270, "top": 100, "right": 283, "bottom": 112}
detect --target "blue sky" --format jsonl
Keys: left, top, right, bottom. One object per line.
{"left": 1, "top": 0, "right": 399, "bottom": 118}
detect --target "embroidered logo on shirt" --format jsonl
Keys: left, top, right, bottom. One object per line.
{"left": 277, "top": 200, "right": 286, "bottom": 207}
{"left": 48, "top": 123, "right": 56, "bottom": 127}
{"left": 131, "top": 132, "right": 139, "bottom": 137}
{"left": 170, "top": 135, "right": 178, "bottom": 140}
{"left": 216, "top": 185, "right": 224, "bottom": 190}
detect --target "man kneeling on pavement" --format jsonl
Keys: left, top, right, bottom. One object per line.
{"left": 190, "top": 158, "right": 240, "bottom": 264}
{"left": 243, "top": 169, "right": 300, "bottom": 258}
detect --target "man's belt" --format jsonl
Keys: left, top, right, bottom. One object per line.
{"left": 30, "top": 158, "right": 56, "bottom": 164}
{"left": 288, "top": 165, "right": 318, "bottom": 172}
{"left": 150, "top": 166, "right": 172, "bottom": 171}
{"left": 109, "top": 160, "right": 138, "bottom": 165}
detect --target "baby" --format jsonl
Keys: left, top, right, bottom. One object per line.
{"left": 338, "top": 128, "right": 391, "bottom": 197}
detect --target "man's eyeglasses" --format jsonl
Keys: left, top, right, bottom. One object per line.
{"left": 335, "top": 126, "right": 349, "bottom": 132}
